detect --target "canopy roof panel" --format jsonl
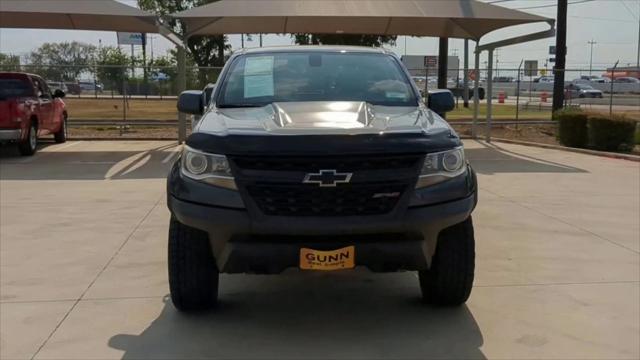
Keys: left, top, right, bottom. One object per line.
{"left": 0, "top": 0, "right": 158, "bottom": 33}
{"left": 174, "top": 0, "right": 552, "bottom": 40}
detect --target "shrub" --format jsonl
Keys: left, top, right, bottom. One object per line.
{"left": 587, "top": 114, "right": 637, "bottom": 152}
{"left": 555, "top": 108, "right": 588, "bottom": 148}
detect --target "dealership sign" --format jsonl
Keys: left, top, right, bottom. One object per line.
{"left": 117, "top": 32, "right": 146, "bottom": 46}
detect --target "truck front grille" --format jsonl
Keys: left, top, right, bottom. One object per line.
{"left": 232, "top": 156, "right": 421, "bottom": 171}
{"left": 246, "top": 183, "right": 406, "bottom": 216}
{"left": 231, "top": 155, "right": 421, "bottom": 217}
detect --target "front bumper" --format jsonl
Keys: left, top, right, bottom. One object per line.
{"left": 168, "top": 191, "right": 476, "bottom": 274}
{"left": 0, "top": 129, "right": 22, "bottom": 141}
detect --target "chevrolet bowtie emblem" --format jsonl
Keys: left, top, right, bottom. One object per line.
{"left": 303, "top": 169, "right": 353, "bottom": 187}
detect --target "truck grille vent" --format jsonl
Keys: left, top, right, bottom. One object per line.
{"left": 246, "top": 183, "right": 406, "bottom": 216}
{"left": 233, "top": 156, "right": 421, "bottom": 172}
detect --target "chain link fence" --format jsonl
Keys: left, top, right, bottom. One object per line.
{"left": 1, "top": 63, "right": 638, "bottom": 140}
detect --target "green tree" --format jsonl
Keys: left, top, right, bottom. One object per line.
{"left": 138, "top": 0, "right": 230, "bottom": 68}
{"left": 0, "top": 53, "right": 21, "bottom": 71}
{"left": 26, "top": 42, "right": 96, "bottom": 81}
{"left": 96, "top": 47, "right": 130, "bottom": 92}
{"left": 294, "top": 34, "right": 397, "bottom": 47}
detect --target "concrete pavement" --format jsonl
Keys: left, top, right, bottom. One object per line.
{"left": 1, "top": 140, "right": 638, "bottom": 359}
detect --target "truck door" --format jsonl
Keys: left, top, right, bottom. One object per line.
{"left": 31, "top": 77, "right": 54, "bottom": 135}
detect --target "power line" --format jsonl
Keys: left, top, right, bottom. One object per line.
{"left": 515, "top": 0, "right": 595, "bottom": 11}
{"left": 619, "top": 0, "right": 639, "bottom": 21}
{"left": 569, "top": 15, "right": 636, "bottom": 23}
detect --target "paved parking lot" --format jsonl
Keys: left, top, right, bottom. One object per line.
{"left": 1, "top": 140, "right": 638, "bottom": 360}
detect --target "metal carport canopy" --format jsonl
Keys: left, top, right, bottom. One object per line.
{"left": 0, "top": 0, "right": 159, "bottom": 33}
{"left": 173, "top": 0, "right": 552, "bottom": 40}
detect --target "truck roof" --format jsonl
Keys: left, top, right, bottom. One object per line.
{"left": 0, "top": 72, "right": 40, "bottom": 80}
{"left": 236, "top": 45, "right": 393, "bottom": 56}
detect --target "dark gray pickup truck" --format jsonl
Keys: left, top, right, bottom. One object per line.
{"left": 167, "top": 46, "right": 477, "bottom": 312}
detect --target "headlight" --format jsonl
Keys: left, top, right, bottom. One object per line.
{"left": 181, "top": 146, "right": 236, "bottom": 190}
{"left": 416, "top": 147, "right": 466, "bottom": 188}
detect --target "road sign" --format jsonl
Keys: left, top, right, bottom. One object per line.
{"left": 549, "top": 57, "right": 556, "bottom": 63}
{"left": 117, "top": 32, "right": 146, "bottom": 46}
{"left": 424, "top": 56, "right": 438, "bottom": 69}
{"left": 524, "top": 60, "right": 538, "bottom": 77}
{"left": 549, "top": 46, "right": 556, "bottom": 55}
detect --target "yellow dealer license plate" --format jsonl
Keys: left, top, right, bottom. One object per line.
{"left": 300, "top": 246, "right": 355, "bottom": 271}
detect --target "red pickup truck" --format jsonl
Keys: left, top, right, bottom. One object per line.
{"left": 0, "top": 72, "right": 67, "bottom": 155}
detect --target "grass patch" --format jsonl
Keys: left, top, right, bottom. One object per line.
{"left": 64, "top": 98, "right": 177, "bottom": 120}
{"left": 448, "top": 104, "right": 551, "bottom": 120}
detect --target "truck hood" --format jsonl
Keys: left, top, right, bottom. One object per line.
{"left": 188, "top": 101, "right": 461, "bottom": 156}
{"left": 197, "top": 101, "right": 451, "bottom": 136}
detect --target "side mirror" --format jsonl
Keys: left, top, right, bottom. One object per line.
{"left": 53, "top": 89, "right": 66, "bottom": 98}
{"left": 204, "top": 84, "right": 216, "bottom": 106}
{"left": 427, "top": 89, "right": 455, "bottom": 115}
{"left": 177, "top": 90, "right": 204, "bottom": 115}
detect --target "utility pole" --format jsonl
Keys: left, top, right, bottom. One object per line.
{"left": 404, "top": 36, "right": 407, "bottom": 56}
{"left": 588, "top": 39, "right": 596, "bottom": 76}
{"left": 495, "top": 48, "right": 500, "bottom": 77}
{"left": 552, "top": 0, "right": 568, "bottom": 112}
{"left": 148, "top": 35, "right": 154, "bottom": 63}
{"left": 637, "top": 1, "right": 639, "bottom": 67}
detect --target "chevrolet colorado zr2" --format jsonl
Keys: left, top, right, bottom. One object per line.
{"left": 167, "top": 46, "right": 478, "bottom": 312}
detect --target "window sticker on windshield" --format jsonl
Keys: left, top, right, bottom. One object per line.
{"left": 386, "top": 91, "right": 407, "bottom": 99}
{"left": 244, "top": 56, "right": 274, "bottom": 98}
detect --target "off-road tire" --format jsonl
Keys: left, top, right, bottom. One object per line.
{"left": 419, "top": 217, "right": 475, "bottom": 306}
{"left": 168, "top": 217, "right": 219, "bottom": 312}
{"left": 18, "top": 124, "right": 37, "bottom": 156}
{"left": 54, "top": 114, "right": 67, "bottom": 143}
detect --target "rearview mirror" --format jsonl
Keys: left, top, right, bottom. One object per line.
{"left": 427, "top": 89, "right": 455, "bottom": 116}
{"left": 53, "top": 89, "right": 66, "bottom": 98}
{"left": 177, "top": 90, "right": 204, "bottom": 115}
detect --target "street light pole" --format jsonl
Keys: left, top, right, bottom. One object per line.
{"left": 588, "top": 39, "right": 596, "bottom": 76}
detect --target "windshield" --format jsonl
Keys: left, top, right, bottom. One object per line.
{"left": 0, "top": 78, "right": 34, "bottom": 100}
{"left": 217, "top": 52, "right": 418, "bottom": 108}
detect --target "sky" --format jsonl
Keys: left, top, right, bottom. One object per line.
{"left": 0, "top": 0, "right": 638, "bottom": 71}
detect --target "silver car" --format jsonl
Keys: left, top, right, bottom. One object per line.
{"left": 565, "top": 83, "right": 603, "bottom": 98}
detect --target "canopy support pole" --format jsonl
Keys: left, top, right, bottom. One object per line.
{"left": 463, "top": 39, "right": 469, "bottom": 108}
{"left": 177, "top": 44, "right": 187, "bottom": 143}
{"left": 485, "top": 49, "right": 494, "bottom": 142}
{"left": 437, "top": 37, "right": 448, "bottom": 89}
{"left": 472, "top": 42, "right": 480, "bottom": 139}
{"left": 438, "top": 37, "right": 448, "bottom": 119}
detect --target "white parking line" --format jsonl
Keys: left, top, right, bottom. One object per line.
{"left": 162, "top": 146, "right": 182, "bottom": 164}
{"left": 48, "top": 141, "right": 81, "bottom": 152}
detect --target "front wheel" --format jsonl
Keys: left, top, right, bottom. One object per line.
{"left": 168, "top": 217, "right": 219, "bottom": 312}
{"left": 419, "top": 217, "right": 475, "bottom": 306}
{"left": 54, "top": 114, "right": 67, "bottom": 143}
{"left": 18, "top": 125, "right": 37, "bottom": 156}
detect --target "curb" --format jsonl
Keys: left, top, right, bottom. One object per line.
{"left": 68, "top": 137, "right": 178, "bottom": 141}
{"left": 461, "top": 136, "right": 640, "bottom": 162}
